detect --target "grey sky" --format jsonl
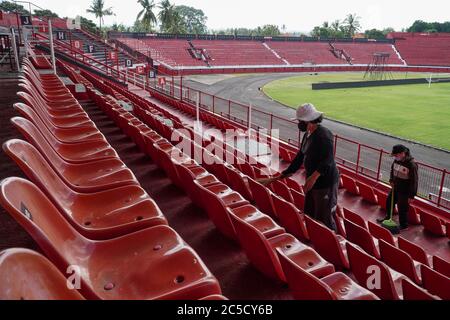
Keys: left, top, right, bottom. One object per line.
{"left": 23, "top": 0, "right": 450, "bottom": 32}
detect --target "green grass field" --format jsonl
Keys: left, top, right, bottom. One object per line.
{"left": 263, "top": 72, "right": 450, "bottom": 150}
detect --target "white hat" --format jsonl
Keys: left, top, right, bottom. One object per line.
{"left": 291, "top": 103, "right": 323, "bottom": 122}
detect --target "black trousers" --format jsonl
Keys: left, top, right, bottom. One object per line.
{"left": 386, "top": 191, "right": 409, "bottom": 228}
{"left": 304, "top": 181, "right": 339, "bottom": 231}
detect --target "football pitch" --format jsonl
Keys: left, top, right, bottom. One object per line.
{"left": 263, "top": 72, "right": 450, "bottom": 150}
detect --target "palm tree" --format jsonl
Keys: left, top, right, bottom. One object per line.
{"left": 344, "top": 13, "right": 361, "bottom": 37}
{"left": 86, "top": 0, "right": 114, "bottom": 31}
{"left": 137, "top": 0, "right": 157, "bottom": 32}
{"left": 158, "top": 0, "right": 174, "bottom": 32}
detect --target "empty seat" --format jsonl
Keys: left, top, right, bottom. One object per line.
{"left": 271, "top": 194, "right": 309, "bottom": 242}
{"left": 355, "top": 181, "right": 378, "bottom": 204}
{"left": 420, "top": 264, "right": 450, "bottom": 300}
{"left": 432, "top": 255, "right": 450, "bottom": 278}
{"left": 275, "top": 248, "right": 378, "bottom": 300}
{"left": 378, "top": 240, "right": 422, "bottom": 285}
{"left": 341, "top": 175, "right": 359, "bottom": 195}
{"left": 291, "top": 189, "right": 305, "bottom": 211}
{"left": 247, "top": 178, "right": 276, "bottom": 218}
{"left": 285, "top": 177, "right": 303, "bottom": 194}
{"left": 397, "top": 237, "right": 431, "bottom": 267}
{"left": 3, "top": 142, "right": 167, "bottom": 239}
{"left": 271, "top": 180, "right": 294, "bottom": 204}
{"left": 344, "top": 219, "right": 380, "bottom": 259}
{"left": 367, "top": 220, "right": 397, "bottom": 246}
{"left": 0, "top": 177, "right": 222, "bottom": 300}
{"left": 407, "top": 204, "right": 421, "bottom": 225}
{"left": 222, "top": 165, "right": 253, "bottom": 201}
{"left": 374, "top": 188, "right": 389, "bottom": 211}
{"left": 304, "top": 215, "right": 349, "bottom": 270}
{"left": 11, "top": 117, "right": 118, "bottom": 164}
{"left": 0, "top": 248, "right": 84, "bottom": 300}
{"left": 401, "top": 279, "right": 440, "bottom": 300}
{"left": 343, "top": 208, "right": 367, "bottom": 229}
{"left": 346, "top": 242, "right": 406, "bottom": 300}
{"left": 230, "top": 213, "right": 334, "bottom": 282}
{"left": 420, "top": 211, "right": 446, "bottom": 236}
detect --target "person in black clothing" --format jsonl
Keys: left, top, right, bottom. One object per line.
{"left": 377, "top": 144, "right": 418, "bottom": 230}
{"left": 260, "top": 103, "right": 340, "bottom": 230}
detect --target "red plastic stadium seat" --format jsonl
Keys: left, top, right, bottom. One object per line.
{"left": 378, "top": 240, "right": 422, "bottom": 285}
{"left": 397, "top": 237, "right": 431, "bottom": 267}
{"left": 343, "top": 219, "right": 380, "bottom": 259}
{"left": 343, "top": 208, "right": 367, "bottom": 229}
{"left": 355, "top": 181, "right": 378, "bottom": 204}
{"left": 285, "top": 178, "right": 303, "bottom": 194}
{"left": 432, "top": 255, "right": 450, "bottom": 278}
{"left": 271, "top": 180, "right": 294, "bottom": 204}
{"left": 419, "top": 211, "right": 446, "bottom": 236}
{"left": 374, "top": 188, "right": 389, "bottom": 211}
{"left": 11, "top": 117, "right": 118, "bottom": 164}
{"left": 0, "top": 177, "right": 221, "bottom": 300}
{"left": 222, "top": 165, "right": 253, "bottom": 201}
{"left": 346, "top": 242, "right": 406, "bottom": 300}
{"left": 367, "top": 221, "right": 397, "bottom": 246}
{"left": 247, "top": 178, "right": 277, "bottom": 218}
{"left": 401, "top": 279, "right": 440, "bottom": 300}
{"left": 3, "top": 141, "right": 167, "bottom": 239}
{"left": 291, "top": 189, "right": 305, "bottom": 211}
{"left": 276, "top": 248, "right": 378, "bottom": 300}
{"left": 407, "top": 204, "right": 421, "bottom": 225}
{"left": 230, "top": 213, "right": 334, "bottom": 282}
{"left": 0, "top": 248, "right": 84, "bottom": 300}
{"left": 304, "top": 215, "right": 349, "bottom": 270}
{"left": 14, "top": 102, "right": 104, "bottom": 144}
{"left": 271, "top": 194, "right": 309, "bottom": 242}
{"left": 420, "top": 264, "right": 450, "bottom": 300}
{"left": 341, "top": 175, "right": 360, "bottom": 195}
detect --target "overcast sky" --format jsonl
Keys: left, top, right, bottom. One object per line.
{"left": 24, "top": 0, "right": 450, "bottom": 33}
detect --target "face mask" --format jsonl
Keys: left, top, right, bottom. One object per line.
{"left": 394, "top": 155, "right": 403, "bottom": 161}
{"left": 298, "top": 121, "right": 308, "bottom": 132}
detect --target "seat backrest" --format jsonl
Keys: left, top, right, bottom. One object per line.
{"left": 374, "top": 189, "right": 388, "bottom": 210}
{"left": 285, "top": 178, "right": 303, "bottom": 194}
{"left": 367, "top": 220, "right": 396, "bottom": 246}
{"left": 193, "top": 181, "right": 236, "bottom": 240}
{"left": 229, "top": 213, "right": 281, "bottom": 281}
{"left": 3, "top": 139, "right": 75, "bottom": 208}
{"left": 343, "top": 218, "right": 378, "bottom": 258}
{"left": 401, "top": 278, "right": 439, "bottom": 300}
{"left": 0, "top": 177, "right": 89, "bottom": 267}
{"left": 0, "top": 248, "right": 84, "bottom": 300}
{"left": 341, "top": 175, "right": 359, "bottom": 194}
{"left": 304, "top": 215, "right": 348, "bottom": 269}
{"left": 10, "top": 117, "right": 65, "bottom": 170}
{"left": 271, "top": 194, "right": 309, "bottom": 242}
{"left": 345, "top": 242, "right": 400, "bottom": 300}
{"left": 275, "top": 248, "right": 335, "bottom": 300}
{"left": 291, "top": 189, "right": 305, "bottom": 211}
{"left": 247, "top": 177, "right": 276, "bottom": 217}
{"left": 343, "top": 208, "right": 367, "bottom": 229}
{"left": 397, "top": 237, "right": 430, "bottom": 266}
{"left": 420, "top": 264, "right": 450, "bottom": 300}
{"left": 378, "top": 239, "right": 420, "bottom": 284}
{"left": 271, "top": 180, "right": 294, "bottom": 204}
{"left": 355, "top": 181, "right": 377, "bottom": 204}
{"left": 420, "top": 211, "right": 445, "bottom": 236}
{"left": 432, "top": 255, "right": 450, "bottom": 278}
{"left": 223, "top": 166, "right": 253, "bottom": 201}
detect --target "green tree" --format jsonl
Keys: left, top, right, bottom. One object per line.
{"left": 165, "top": 11, "right": 186, "bottom": 34}
{"left": 259, "top": 24, "right": 281, "bottom": 36}
{"left": 79, "top": 16, "right": 98, "bottom": 33}
{"left": 137, "top": 0, "right": 157, "bottom": 32}
{"left": 158, "top": 0, "right": 175, "bottom": 32}
{"left": 33, "top": 9, "right": 59, "bottom": 18}
{"left": 174, "top": 5, "right": 207, "bottom": 34}
{"left": 364, "top": 28, "right": 385, "bottom": 39}
{"left": 0, "top": 1, "right": 28, "bottom": 14}
{"left": 343, "top": 13, "right": 361, "bottom": 37}
{"left": 86, "top": 0, "right": 114, "bottom": 30}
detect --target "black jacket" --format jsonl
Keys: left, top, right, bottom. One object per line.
{"left": 282, "top": 125, "right": 339, "bottom": 189}
{"left": 390, "top": 155, "right": 418, "bottom": 198}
